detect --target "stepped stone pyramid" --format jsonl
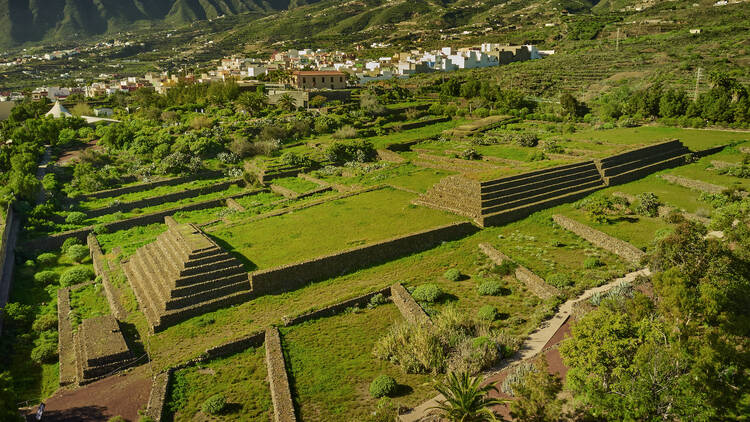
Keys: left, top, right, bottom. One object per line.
{"left": 74, "top": 315, "right": 135, "bottom": 385}
{"left": 124, "top": 221, "right": 252, "bottom": 332}
{"left": 416, "top": 140, "right": 690, "bottom": 227}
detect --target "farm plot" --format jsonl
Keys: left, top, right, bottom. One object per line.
{"left": 281, "top": 303, "right": 435, "bottom": 421}
{"left": 166, "top": 347, "right": 272, "bottom": 421}
{"left": 206, "top": 188, "right": 462, "bottom": 270}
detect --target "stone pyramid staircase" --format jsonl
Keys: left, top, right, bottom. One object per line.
{"left": 74, "top": 315, "right": 135, "bottom": 385}
{"left": 123, "top": 222, "right": 252, "bottom": 332}
{"left": 415, "top": 140, "right": 691, "bottom": 227}
{"left": 598, "top": 139, "right": 690, "bottom": 185}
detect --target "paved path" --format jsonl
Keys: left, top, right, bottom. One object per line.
{"left": 399, "top": 268, "right": 651, "bottom": 422}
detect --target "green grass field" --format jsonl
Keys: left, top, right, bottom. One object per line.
{"left": 281, "top": 303, "right": 435, "bottom": 421}
{"left": 69, "top": 283, "right": 110, "bottom": 329}
{"left": 79, "top": 177, "right": 231, "bottom": 210}
{"left": 97, "top": 223, "right": 167, "bottom": 256}
{"left": 317, "top": 163, "right": 454, "bottom": 193}
{"left": 271, "top": 177, "right": 320, "bottom": 193}
{"left": 167, "top": 346, "right": 272, "bottom": 421}
{"left": 366, "top": 119, "right": 470, "bottom": 148}
{"left": 569, "top": 126, "right": 749, "bottom": 151}
{"left": 207, "top": 188, "right": 461, "bottom": 270}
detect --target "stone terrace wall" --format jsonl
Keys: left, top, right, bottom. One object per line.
{"left": 391, "top": 283, "right": 432, "bottom": 325}
{"left": 85, "top": 179, "right": 241, "bottom": 218}
{"left": 283, "top": 286, "right": 392, "bottom": 326}
{"left": 82, "top": 170, "right": 224, "bottom": 200}
{"left": 251, "top": 222, "right": 479, "bottom": 295}
{"left": 265, "top": 327, "right": 297, "bottom": 422}
{"left": 202, "top": 331, "right": 265, "bottom": 361}
{"left": 552, "top": 214, "right": 645, "bottom": 264}
{"left": 144, "top": 370, "right": 170, "bottom": 421}
{"left": 660, "top": 174, "right": 726, "bottom": 194}
{"left": 396, "top": 116, "right": 451, "bottom": 131}
{"left": 478, "top": 243, "right": 559, "bottom": 299}
{"left": 87, "top": 234, "right": 126, "bottom": 319}
{"left": 24, "top": 189, "right": 266, "bottom": 251}
{"left": 0, "top": 205, "right": 19, "bottom": 336}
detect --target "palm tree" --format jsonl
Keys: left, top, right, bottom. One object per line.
{"left": 236, "top": 91, "right": 267, "bottom": 115}
{"left": 277, "top": 94, "right": 297, "bottom": 112}
{"left": 429, "top": 371, "right": 506, "bottom": 422}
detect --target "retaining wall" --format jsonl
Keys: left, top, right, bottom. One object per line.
{"left": 552, "top": 214, "right": 645, "bottom": 264}
{"left": 144, "top": 370, "right": 170, "bottom": 421}
{"left": 283, "top": 286, "right": 392, "bottom": 326}
{"left": 85, "top": 179, "right": 241, "bottom": 218}
{"left": 202, "top": 331, "right": 265, "bottom": 361}
{"left": 478, "top": 243, "right": 558, "bottom": 299}
{"left": 81, "top": 170, "right": 224, "bottom": 200}
{"left": 87, "top": 234, "right": 126, "bottom": 319}
{"left": 0, "top": 205, "right": 19, "bottom": 336}
{"left": 251, "top": 222, "right": 479, "bottom": 295}
{"left": 390, "top": 283, "right": 431, "bottom": 325}
{"left": 660, "top": 174, "right": 726, "bottom": 194}
{"left": 265, "top": 327, "right": 297, "bottom": 422}
{"left": 24, "top": 189, "right": 265, "bottom": 252}
{"left": 395, "top": 116, "right": 451, "bottom": 131}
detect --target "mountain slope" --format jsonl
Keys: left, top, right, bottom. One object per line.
{"left": 0, "top": 0, "right": 319, "bottom": 48}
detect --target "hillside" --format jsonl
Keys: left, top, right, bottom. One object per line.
{"left": 0, "top": 0, "right": 320, "bottom": 48}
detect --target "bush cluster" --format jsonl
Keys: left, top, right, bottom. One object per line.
{"left": 36, "top": 252, "right": 57, "bottom": 267}
{"left": 478, "top": 279, "right": 505, "bottom": 296}
{"left": 60, "top": 266, "right": 94, "bottom": 287}
{"left": 34, "top": 270, "right": 59, "bottom": 285}
{"left": 369, "top": 375, "right": 397, "bottom": 398}
{"left": 67, "top": 244, "right": 89, "bottom": 262}
{"left": 443, "top": 268, "right": 462, "bottom": 281}
{"left": 201, "top": 394, "right": 226, "bottom": 415}
{"left": 477, "top": 305, "right": 499, "bottom": 321}
{"left": 411, "top": 284, "right": 443, "bottom": 303}
{"left": 325, "top": 140, "right": 377, "bottom": 164}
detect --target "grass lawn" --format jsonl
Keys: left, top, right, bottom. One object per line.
{"left": 663, "top": 153, "right": 750, "bottom": 191}
{"left": 79, "top": 177, "right": 231, "bottom": 210}
{"left": 568, "top": 126, "right": 750, "bottom": 151}
{"left": 488, "top": 211, "right": 631, "bottom": 296}
{"left": 281, "top": 303, "right": 435, "bottom": 422}
{"left": 85, "top": 183, "right": 247, "bottom": 226}
{"left": 97, "top": 223, "right": 167, "bottom": 256}
{"left": 1, "top": 251, "right": 95, "bottom": 402}
{"left": 69, "top": 283, "right": 110, "bottom": 329}
{"left": 606, "top": 172, "right": 714, "bottom": 214}
{"left": 171, "top": 206, "right": 228, "bottom": 225}
{"left": 233, "top": 191, "right": 284, "bottom": 210}
{"left": 367, "top": 119, "right": 469, "bottom": 148}
{"left": 206, "top": 188, "right": 461, "bottom": 270}
{"left": 317, "top": 163, "right": 454, "bottom": 193}
{"left": 167, "top": 346, "right": 272, "bottom": 421}
{"left": 271, "top": 177, "right": 320, "bottom": 193}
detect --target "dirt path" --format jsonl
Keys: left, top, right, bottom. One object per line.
{"left": 22, "top": 364, "right": 152, "bottom": 422}
{"left": 399, "top": 268, "right": 651, "bottom": 422}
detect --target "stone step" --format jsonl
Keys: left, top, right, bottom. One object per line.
{"left": 607, "top": 154, "right": 689, "bottom": 186}
{"left": 165, "top": 278, "right": 251, "bottom": 310}
{"left": 482, "top": 172, "right": 602, "bottom": 208}
{"left": 481, "top": 160, "right": 593, "bottom": 191}
{"left": 138, "top": 247, "right": 179, "bottom": 301}
{"left": 128, "top": 256, "right": 170, "bottom": 311}
{"left": 182, "top": 251, "right": 237, "bottom": 270}
{"left": 599, "top": 140, "right": 684, "bottom": 168}
{"left": 174, "top": 264, "right": 248, "bottom": 287}
{"left": 170, "top": 272, "right": 249, "bottom": 298}
{"left": 602, "top": 147, "right": 689, "bottom": 177}
{"left": 482, "top": 179, "right": 605, "bottom": 215}
{"left": 123, "top": 262, "right": 162, "bottom": 329}
{"left": 480, "top": 184, "right": 605, "bottom": 227}
{"left": 149, "top": 240, "right": 184, "bottom": 275}
{"left": 480, "top": 165, "right": 600, "bottom": 201}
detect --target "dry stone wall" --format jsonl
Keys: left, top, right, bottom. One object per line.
{"left": 87, "top": 234, "right": 126, "bottom": 319}
{"left": 265, "top": 327, "right": 297, "bottom": 422}
{"left": 251, "top": 222, "right": 478, "bottom": 295}
{"left": 391, "top": 283, "right": 432, "bottom": 325}
{"left": 478, "top": 243, "right": 558, "bottom": 299}
{"left": 145, "top": 370, "right": 170, "bottom": 421}
{"left": 660, "top": 174, "right": 726, "bottom": 194}
{"left": 283, "top": 286, "right": 392, "bottom": 326}
{"left": 25, "top": 189, "right": 266, "bottom": 251}
{"left": 552, "top": 214, "right": 645, "bottom": 264}
{"left": 81, "top": 171, "right": 224, "bottom": 200}
{"left": 85, "top": 179, "right": 241, "bottom": 218}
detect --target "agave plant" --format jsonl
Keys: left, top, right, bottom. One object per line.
{"left": 429, "top": 371, "right": 506, "bottom": 421}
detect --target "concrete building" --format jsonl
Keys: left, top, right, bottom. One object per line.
{"left": 289, "top": 71, "right": 347, "bottom": 90}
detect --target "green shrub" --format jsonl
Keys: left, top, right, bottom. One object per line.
{"left": 443, "top": 268, "right": 462, "bottom": 281}
{"left": 478, "top": 280, "right": 504, "bottom": 296}
{"left": 411, "top": 284, "right": 443, "bottom": 303}
{"left": 368, "top": 293, "right": 388, "bottom": 308}
{"left": 583, "top": 257, "right": 604, "bottom": 269}
{"left": 65, "top": 212, "right": 87, "bottom": 225}
{"left": 495, "top": 260, "right": 517, "bottom": 276}
{"left": 325, "top": 139, "right": 377, "bottom": 164}
{"left": 635, "top": 192, "right": 661, "bottom": 217}
{"left": 36, "top": 252, "right": 58, "bottom": 267}
{"left": 477, "top": 305, "right": 499, "bottom": 321}
{"left": 201, "top": 394, "right": 226, "bottom": 415}
{"left": 93, "top": 224, "right": 109, "bottom": 234}
{"left": 547, "top": 273, "right": 572, "bottom": 288}
{"left": 61, "top": 237, "right": 82, "bottom": 254}
{"left": 60, "top": 266, "right": 94, "bottom": 287}
{"left": 33, "top": 270, "right": 59, "bottom": 285}
{"left": 369, "top": 375, "right": 397, "bottom": 398}
{"left": 32, "top": 313, "right": 58, "bottom": 332}
{"left": 30, "top": 340, "right": 58, "bottom": 364}
{"left": 67, "top": 244, "right": 89, "bottom": 263}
